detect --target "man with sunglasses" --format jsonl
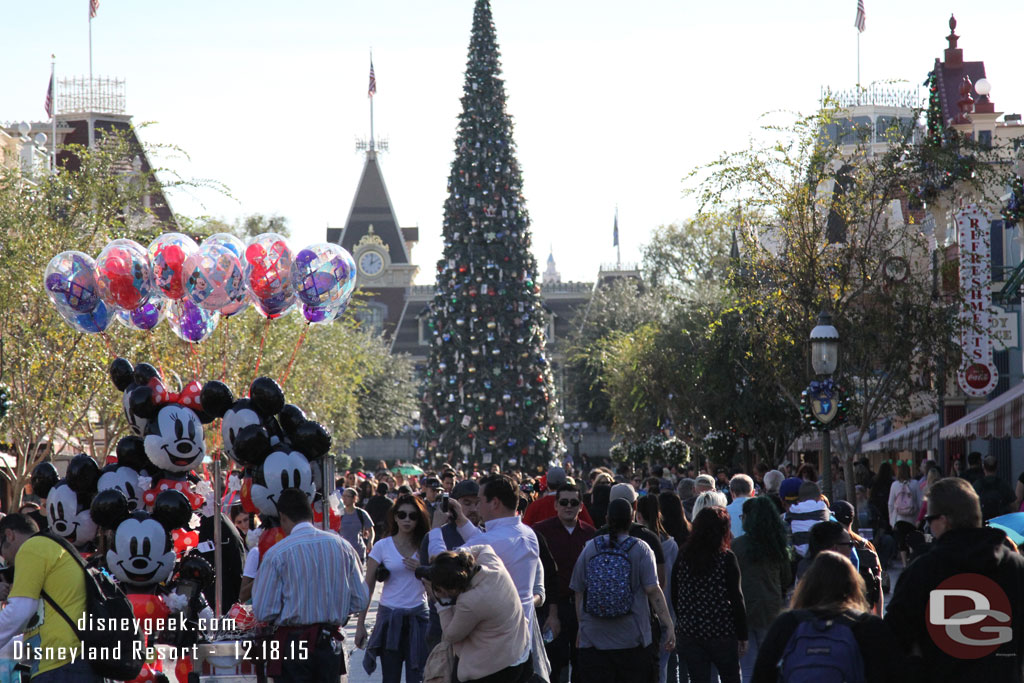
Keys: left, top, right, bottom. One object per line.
{"left": 523, "top": 467, "right": 595, "bottom": 528}
{"left": 533, "top": 484, "right": 596, "bottom": 683}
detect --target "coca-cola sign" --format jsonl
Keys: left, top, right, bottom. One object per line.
{"left": 956, "top": 204, "right": 998, "bottom": 397}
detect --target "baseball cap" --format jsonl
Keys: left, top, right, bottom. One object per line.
{"left": 831, "top": 500, "right": 855, "bottom": 526}
{"left": 422, "top": 477, "right": 442, "bottom": 490}
{"left": 779, "top": 477, "right": 803, "bottom": 501}
{"left": 451, "top": 480, "right": 479, "bottom": 499}
{"left": 546, "top": 467, "right": 567, "bottom": 489}
{"left": 609, "top": 483, "right": 637, "bottom": 505}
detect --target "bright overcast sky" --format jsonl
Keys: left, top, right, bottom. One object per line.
{"left": 5, "top": 1, "right": 1024, "bottom": 284}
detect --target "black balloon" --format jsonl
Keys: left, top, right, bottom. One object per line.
{"left": 291, "top": 421, "right": 332, "bottom": 460}
{"left": 200, "top": 381, "right": 234, "bottom": 418}
{"left": 115, "top": 436, "right": 150, "bottom": 472}
{"left": 249, "top": 377, "right": 285, "bottom": 416}
{"left": 152, "top": 489, "right": 192, "bottom": 530}
{"left": 278, "top": 404, "right": 307, "bottom": 435}
{"left": 109, "top": 358, "right": 134, "bottom": 391}
{"left": 133, "top": 363, "right": 160, "bottom": 386}
{"left": 90, "top": 488, "right": 130, "bottom": 529}
{"left": 178, "top": 553, "right": 215, "bottom": 588}
{"left": 129, "top": 385, "right": 159, "bottom": 419}
{"left": 233, "top": 424, "right": 272, "bottom": 467}
{"left": 30, "top": 462, "right": 59, "bottom": 499}
{"left": 66, "top": 453, "right": 100, "bottom": 494}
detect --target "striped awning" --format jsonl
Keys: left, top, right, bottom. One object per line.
{"left": 939, "top": 381, "right": 1024, "bottom": 440}
{"left": 859, "top": 414, "right": 939, "bottom": 453}
{"left": 788, "top": 419, "right": 891, "bottom": 454}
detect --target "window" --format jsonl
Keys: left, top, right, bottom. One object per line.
{"left": 355, "top": 302, "right": 387, "bottom": 336}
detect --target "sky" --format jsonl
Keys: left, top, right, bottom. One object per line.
{"left": 4, "top": 1, "right": 1024, "bottom": 285}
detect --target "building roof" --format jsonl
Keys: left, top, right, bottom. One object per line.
{"left": 335, "top": 150, "right": 412, "bottom": 263}
{"left": 934, "top": 15, "right": 987, "bottom": 126}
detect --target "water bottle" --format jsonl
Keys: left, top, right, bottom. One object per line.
{"left": 542, "top": 627, "right": 554, "bottom": 643}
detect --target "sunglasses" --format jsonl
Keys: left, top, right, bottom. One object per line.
{"left": 394, "top": 510, "right": 417, "bottom": 520}
{"left": 558, "top": 499, "right": 581, "bottom": 508}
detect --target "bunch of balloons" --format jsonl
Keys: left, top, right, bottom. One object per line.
{"left": 44, "top": 233, "right": 357, "bottom": 343}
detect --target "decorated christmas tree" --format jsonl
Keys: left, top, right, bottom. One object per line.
{"left": 421, "top": 0, "right": 561, "bottom": 469}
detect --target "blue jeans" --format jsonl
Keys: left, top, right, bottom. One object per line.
{"left": 677, "top": 635, "right": 740, "bottom": 683}
{"left": 740, "top": 627, "right": 768, "bottom": 682}
{"left": 379, "top": 617, "right": 423, "bottom": 683}
{"left": 33, "top": 659, "right": 102, "bottom": 682}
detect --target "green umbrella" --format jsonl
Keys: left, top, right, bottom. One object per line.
{"left": 394, "top": 464, "right": 425, "bottom": 476}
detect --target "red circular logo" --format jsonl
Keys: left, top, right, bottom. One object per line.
{"left": 926, "top": 573, "right": 1013, "bottom": 659}
{"left": 965, "top": 364, "right": 992, "bottom": 390}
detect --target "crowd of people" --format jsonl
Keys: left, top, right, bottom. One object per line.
{"left": 227, "top": 455, "right": 1023, "bottom": 682}
{"left": 1, "top": 452, "right": 1021, "bottom": 683}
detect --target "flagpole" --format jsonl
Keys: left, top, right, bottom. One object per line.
{"left": 374, "top": 49, "right": 378, "bottom": 152}
{"left": 857, "top": 31, "right": 861, "bottom": 104}
{"left": 51, "top": 56, "right": 57, "bottom": 171}
{"left": 88, "top": 6, "right": 94, "bottom": 146}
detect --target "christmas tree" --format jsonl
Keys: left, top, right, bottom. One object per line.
{"left": 421, "top": 0, "right": 561, "bottom": 469}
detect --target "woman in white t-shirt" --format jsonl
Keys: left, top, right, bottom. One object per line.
{"left": 356, "top": 493, "right": 431, "bottom": 683}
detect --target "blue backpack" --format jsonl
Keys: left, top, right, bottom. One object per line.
{"left": 778, "top": 611, "right": 865, "bottom": 683}
{"left": 583, "top": 535, "right": 638, "bottom": 618}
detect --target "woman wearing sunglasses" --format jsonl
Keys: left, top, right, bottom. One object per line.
{"left": 358, "top": 493, "right": 432, "bottom": 683}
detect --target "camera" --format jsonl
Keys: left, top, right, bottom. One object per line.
{"left": 414, "top": 564, "right": 434, "bottom": 581}
{"left": 440, "top": 493, "right": 450, "bottom": 513}
{"left": 375, "top": 563, "right": 391, "bottom": 582}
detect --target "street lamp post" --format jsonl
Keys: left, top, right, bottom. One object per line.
{"left": 571, "top": 425, "right": 582, "bottom": 466}
{"left": 809, "top": 311, "right": 841, "bottom": 502}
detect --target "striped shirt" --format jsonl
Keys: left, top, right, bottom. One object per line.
{"left": 253, "top": 522, "right": 369, "bottom": 626}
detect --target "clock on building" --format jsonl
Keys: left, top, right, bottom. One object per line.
{"left": 359, "top": 250, "right": 385, "bottom": 277}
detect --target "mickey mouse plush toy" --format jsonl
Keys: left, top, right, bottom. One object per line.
{"left": 47, "top": 453, "right": 101, "bottom": 553}
{"left": 200, "top": 376, "right": 333, "bottom": 559}
{"left": 91, "top": 487, "right": 212, "bottom": 683}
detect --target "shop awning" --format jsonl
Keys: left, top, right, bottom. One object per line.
{"left": 939, "top": 381, "right": 1024, "bottom": 440}
{"left": 859, "top": 414, "right": 939, "bottom": 453}
{"left": 788, "top": 418, "right": 891, "bottom": 454}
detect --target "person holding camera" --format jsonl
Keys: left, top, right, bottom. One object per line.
{"left": 424, "top": 547, "right": 533, "bottom": 683}
{"left": 357, "top": 493, "right": 432, "bottom": 683}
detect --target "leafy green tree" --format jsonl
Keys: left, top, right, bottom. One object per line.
{"left": 689, "top": 106, "right": 1011, "bottom": 493}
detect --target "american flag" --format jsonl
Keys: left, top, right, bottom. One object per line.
{"left": 368, "top": 61, "right": 376, "bottom": 98}
{"left": 44, "top": 74, "right": 54, "bottom": 118}
{"left": 854, "top": 0, "right": 866, "bottom": 32}
{"left": 90, "top": 0, "right": 99, "bottom": 18}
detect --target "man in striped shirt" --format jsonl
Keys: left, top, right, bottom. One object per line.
{"left": 254, "top": 488, "right": 369, "bottom": 682}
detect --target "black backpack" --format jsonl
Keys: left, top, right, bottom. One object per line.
{"left": 38, "top": 533, "right": 144, "bottom": 681}
{"left": 976, "top": 477, "right": 1007, "bottom": 521}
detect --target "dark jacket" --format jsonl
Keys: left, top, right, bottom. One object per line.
{"left": 731, "top": 535, "right": 792, "bottom": 630}
{"left": 884, "top": 526, "right": 1024, "bottom": 683}
{"left": 752, "top": 609, "right": 907, "bottom": 683}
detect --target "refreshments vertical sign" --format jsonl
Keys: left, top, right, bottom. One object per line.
{"left": 956, "top": 204, "right": 999, "bottom": 397}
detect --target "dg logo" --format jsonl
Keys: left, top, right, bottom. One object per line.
{"left": 926, "top": 573, "right": 1013, "bottom": 659}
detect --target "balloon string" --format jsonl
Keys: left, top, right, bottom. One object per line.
{"left": 99, "top": 332, "right": 115, "bottom": 359}
{"left": 280, "top": 323, "right": 310, "bottom": 388}
{"left": 253, "top": 318, "right": 271, "bottom": 380}
{"left": 220, "top": 317, "right": 229, "bottom": 381}
{"left": 147, "top": 332, "right": 164, "bottom": 380}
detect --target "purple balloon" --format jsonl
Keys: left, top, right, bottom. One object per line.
{"left": 167, "top": 299, "right": 219, "bottom": 344}
{"left": 129, "top": 301, "right": 163, "bottom": 330}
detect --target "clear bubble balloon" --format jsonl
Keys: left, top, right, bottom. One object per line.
{"left": 245, "top": 233, "right": 295, "bottom": 304}
{"left": 149, "top": 233, "right": 199, "bottom": 300}
{"left": 44, "top": 251, "right": 101, "bottom": 315}
{"left": 291, "top": 243, "right": 356, "bottom": 308}
{"left": 182, "top": 242, "right": 246, "bottom": 312}
{"left": 95, "top": 239, "right": 154, "bottom": 310}
{"left": 203, "top": 233, "right": 246, "bottom": 259}
{"left": 115, "top": 297, "right": 166, "bottom": 331}
{"left": 167, "top": 299, "right": 219, "bottom": 344}
{"left": 59, "top": 300, "right": 112, "bottom": 334}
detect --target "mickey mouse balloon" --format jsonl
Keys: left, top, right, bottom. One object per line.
{"left": 95, "top": 239, "right": 155, "bottom": 310}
